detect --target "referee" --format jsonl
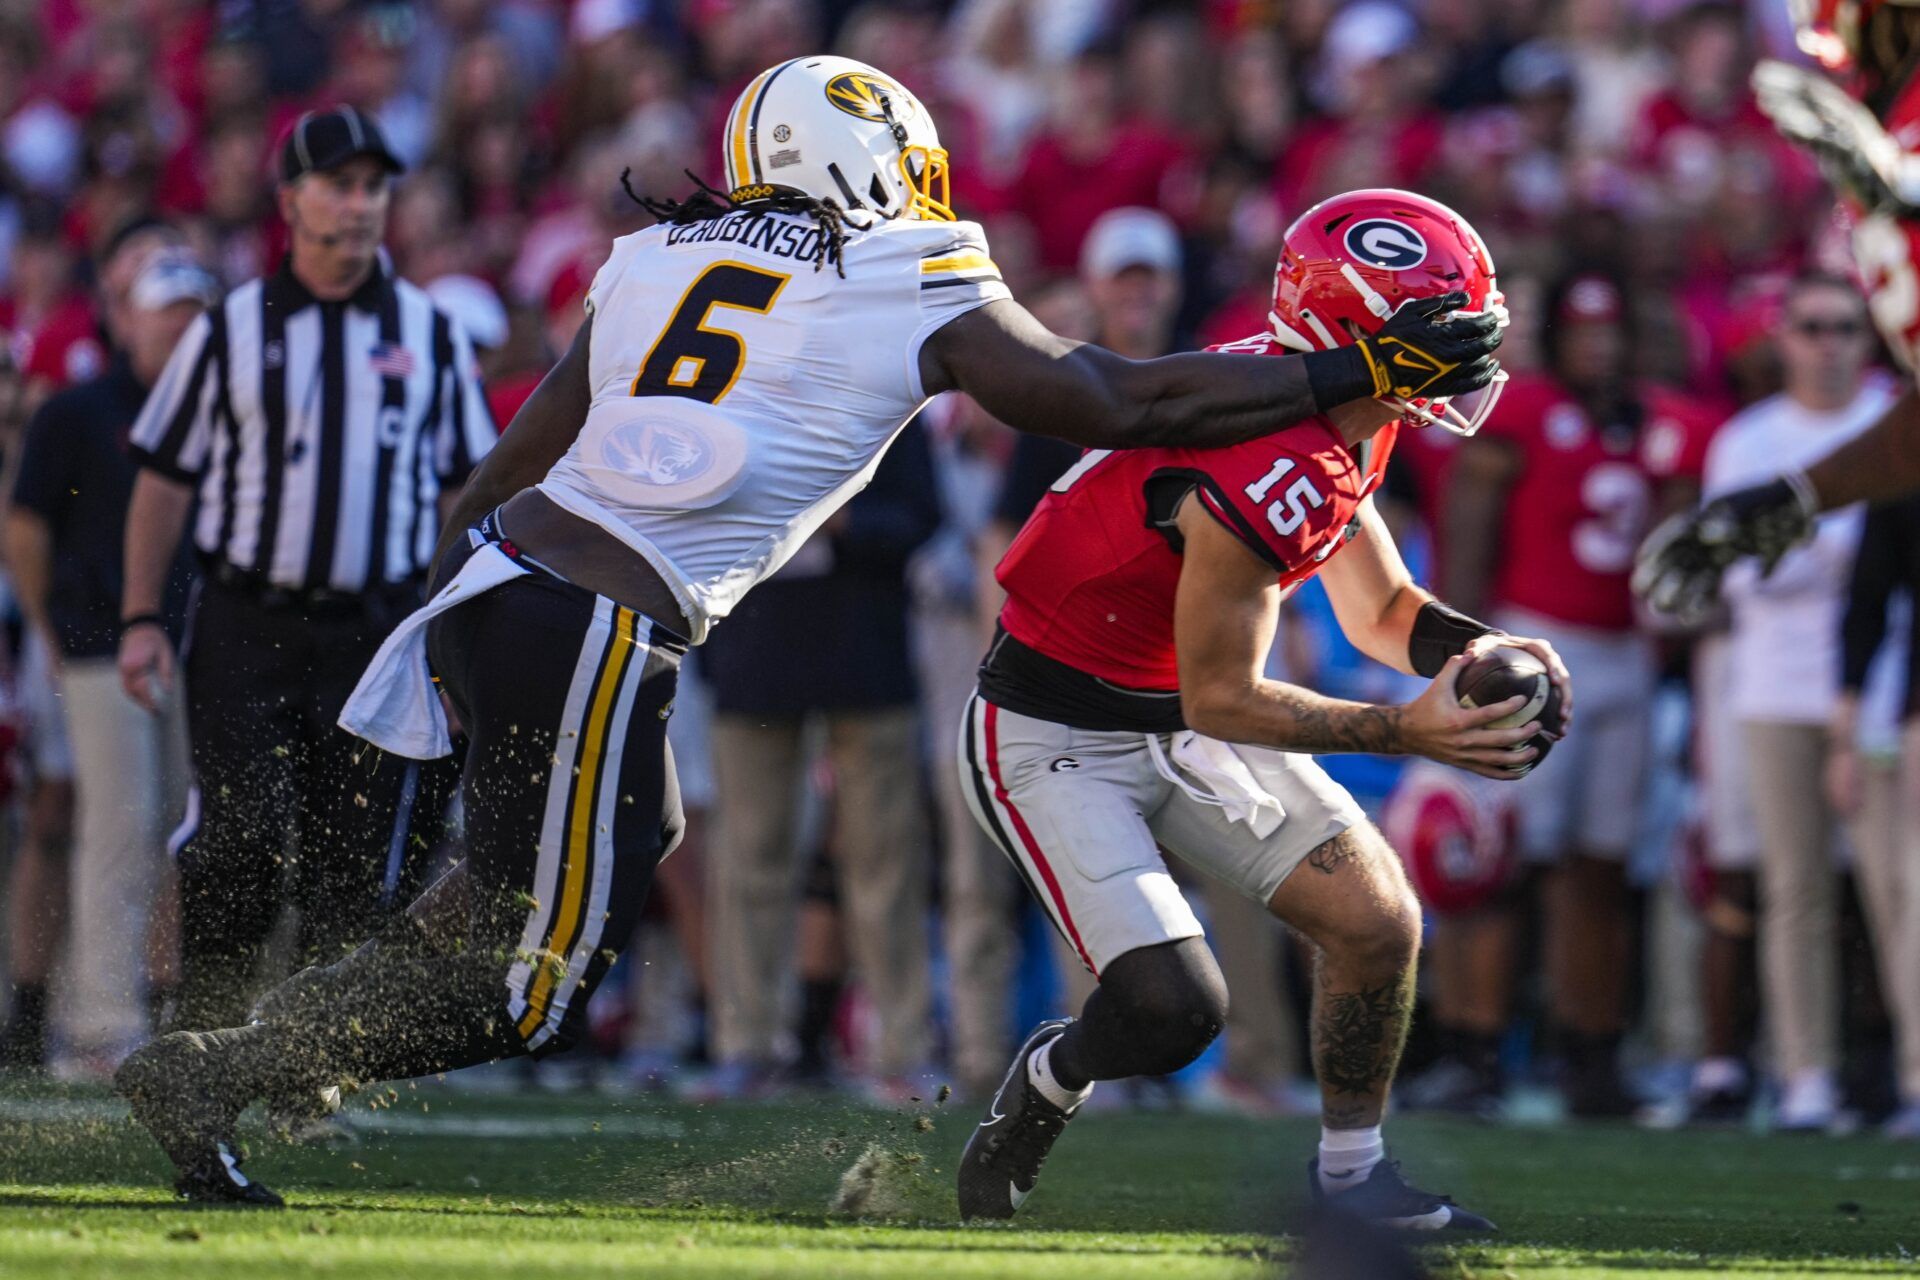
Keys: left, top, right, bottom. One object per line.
{"left": 117, "top": 106, "right": 496, "bottom": 1032}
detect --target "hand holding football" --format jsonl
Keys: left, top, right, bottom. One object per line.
{"left": 1456, "top": 645, "right": 1564, "bottom": 774}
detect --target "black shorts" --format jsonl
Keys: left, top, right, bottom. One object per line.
{"left": 427, "top": 526, "right": 687, "bottom": 1056}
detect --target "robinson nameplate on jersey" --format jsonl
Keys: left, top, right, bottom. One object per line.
{"left": 665, "top": 211, "right": 831, "bottom": 263}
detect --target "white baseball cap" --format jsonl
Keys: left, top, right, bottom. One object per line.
{"left": 131, "top": 252, "right": 220, "bottom": 311}
{"left": 1080, "top": 207, "right": 1181, "bottom": 282}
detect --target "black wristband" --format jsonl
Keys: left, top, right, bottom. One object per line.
{"left": 1301, "top": 345, "right": 1376, "bottom": 412}
{"left": 121, "top": 612, "right": 166, "bottom": 635}
{"left": 1408, "top": 600, "right": 1498, "bottom": 678}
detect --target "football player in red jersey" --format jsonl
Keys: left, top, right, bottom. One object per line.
{"left": 1434, "top": 271, "right": 1712, "bottom": 1119}
{"left": 1637, "top": 0, "right": 1920, "bottom": 612}
{"left": 952, "top": 191, "right": 1568, "bottom": 1232}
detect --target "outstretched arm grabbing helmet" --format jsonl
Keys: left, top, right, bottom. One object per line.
{"left": 921, "top": 289, "right": 1502, "bottom": 453}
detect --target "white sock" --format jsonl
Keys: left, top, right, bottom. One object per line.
{"left": 1027, "top": 1039, "right": 1092, "bottom": 1111}
{"left": 1317, "top": 1124, "right": 1384, "bottom": 1194}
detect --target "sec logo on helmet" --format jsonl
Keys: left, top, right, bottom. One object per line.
{"left": 1343, "top": 218, "right": 1428, "bottom": 271}
{"left": 824, "top": 71, "right": 901, "bottom": 122}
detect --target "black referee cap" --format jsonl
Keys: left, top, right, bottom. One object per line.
{"left": 280, "top": 106, "right": 403, "bottom": 184}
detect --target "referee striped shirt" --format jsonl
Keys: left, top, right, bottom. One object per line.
{"left": 130, "top": 257, "right": 496, "bottom": 593}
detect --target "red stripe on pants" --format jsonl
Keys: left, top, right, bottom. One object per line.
{"left": 982, "top": 700, "right": 1100, "bottom": 977}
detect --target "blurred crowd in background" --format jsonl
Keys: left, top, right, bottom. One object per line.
{"left": 0, "top": 0, "right": 1917, "bottom": 1137}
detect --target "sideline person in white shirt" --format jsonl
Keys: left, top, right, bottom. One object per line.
{"left": 1701, "top": 272, "right": 1894, "bottom": 1133}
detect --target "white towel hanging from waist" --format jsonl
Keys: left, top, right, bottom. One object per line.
{"left": 338, "top": 540, "right": 531, "bottom": 759}
{"left": 1145, "top": 730, "right": 1288, "bottom": 840}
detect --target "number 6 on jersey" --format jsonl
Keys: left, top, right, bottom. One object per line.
{"left": 631, "top": 261, "right": 791, "bottom": 404}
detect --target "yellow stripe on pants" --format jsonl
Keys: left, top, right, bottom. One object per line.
{"left": 517, "top": 607, "right": 638, "bottom": 1039}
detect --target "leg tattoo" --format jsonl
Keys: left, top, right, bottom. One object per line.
{"left": 1312, "top": 963, "right": 1414, "bottom": 1127}
{"left": 1307, "top": 839, "right": 1360, "bottom": 876}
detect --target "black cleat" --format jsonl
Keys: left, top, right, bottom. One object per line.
{"left": 1308, "top": 1158, "right": 1495, "bottom": 1233}
{"left": 171, "top": 1141, "right": 286, "bottom": 1207}
{"left": 116, "top": 1032, "right": 284, "bottom": 1208}
{"left": 957, "top": 1019, "right": 1087, "bottom": 1221}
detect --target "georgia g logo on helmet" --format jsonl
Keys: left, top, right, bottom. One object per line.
{"left": 1343, "top": 218, "right": 1429, "bottom": 271}
{"left": 824, "top": 71, "right": 904, "bottom": 122}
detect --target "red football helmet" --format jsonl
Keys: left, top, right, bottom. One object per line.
{"left": 1269, "top": 188, "right": 1507, "bottom": 436}
{"left": 1382, "top": 761, "right": 1518, "bottom": 917}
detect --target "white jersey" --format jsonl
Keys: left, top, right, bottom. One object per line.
{"left": 538, "top": 208, "right": 1009, "bottom": 642}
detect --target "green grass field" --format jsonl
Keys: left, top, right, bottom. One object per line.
{"left": 2, "top": 1079, "right": 1917, "bottom": 1278}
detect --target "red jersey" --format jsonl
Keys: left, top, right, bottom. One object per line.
{"left": 1852, "top": 76, "right": 1920, "bottom": 371}
{"left": 1479, "top": 374, "right": 1713, "bottom": 631}
{"left": 995, "top": 338, "right": 1395, "bottom": 693}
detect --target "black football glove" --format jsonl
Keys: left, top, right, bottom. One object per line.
{"left": 1632, "top": 474, "right": 1820, "bottom": 623}
{"left": 1358, "top": 290, "right": 1504, "bottom": 400}
{"left": 1302, "top": 291, "right": 1503, "bottom": 410}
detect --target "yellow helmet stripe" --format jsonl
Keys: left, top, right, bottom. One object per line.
{"left": 729, "top": 67, "right": 775, "bottom": 189}
{"left": 744, "top": 58, "right": 800, "bottom": 184}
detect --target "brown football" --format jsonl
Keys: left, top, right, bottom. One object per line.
{"left": 1456, "top": 645, "right": 1563, "bottom": 773}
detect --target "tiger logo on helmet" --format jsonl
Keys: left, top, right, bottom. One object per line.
{"left": 720, "top": 56, "right": 952, "bottom": 224}
{"left": 1267, "top": 189, "right": 1508, "bottom": 436}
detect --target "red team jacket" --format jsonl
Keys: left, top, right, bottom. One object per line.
{"left": 983, "top": 335, "right": 1395, "bottom": 730}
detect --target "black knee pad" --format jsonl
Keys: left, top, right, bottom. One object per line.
{"left": 1097, "top": 938, "right": 1229, "bottom": 1075}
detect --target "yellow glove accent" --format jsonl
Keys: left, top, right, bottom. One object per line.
{"left": 1369, "top": 336, "right": 1458, "bottom": 400}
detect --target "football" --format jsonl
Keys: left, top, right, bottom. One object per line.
{"left": 1456, "top": 645, "right": 1564, "bottom": 773}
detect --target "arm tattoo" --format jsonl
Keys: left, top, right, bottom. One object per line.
{"left": 1262, "top": 685, "right": 1404, "bottom": 755}
{"left": 1312, "top": 972, "right": 1415, "bottom": 1100}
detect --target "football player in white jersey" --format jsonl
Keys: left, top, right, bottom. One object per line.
{"left": 116, "top": 55, "right": 1504, "bottom": 1205}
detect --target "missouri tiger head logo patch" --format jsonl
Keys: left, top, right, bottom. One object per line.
{"left": 825, "top": 71, "right": 903, "bottom": 122}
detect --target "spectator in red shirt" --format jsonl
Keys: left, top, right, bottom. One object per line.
{"left": 1630, "top": 3, "right": 1814, "bottom": 216}
{"left": 1, "top": 211, "right": 102, "bottom": 409}
{"left": 1007, "top": 43, "right": 1195, "bottom": 273}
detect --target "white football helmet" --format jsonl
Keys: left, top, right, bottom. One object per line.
{"left": 720, "top": 55, "right": 953, "bottom": 223}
